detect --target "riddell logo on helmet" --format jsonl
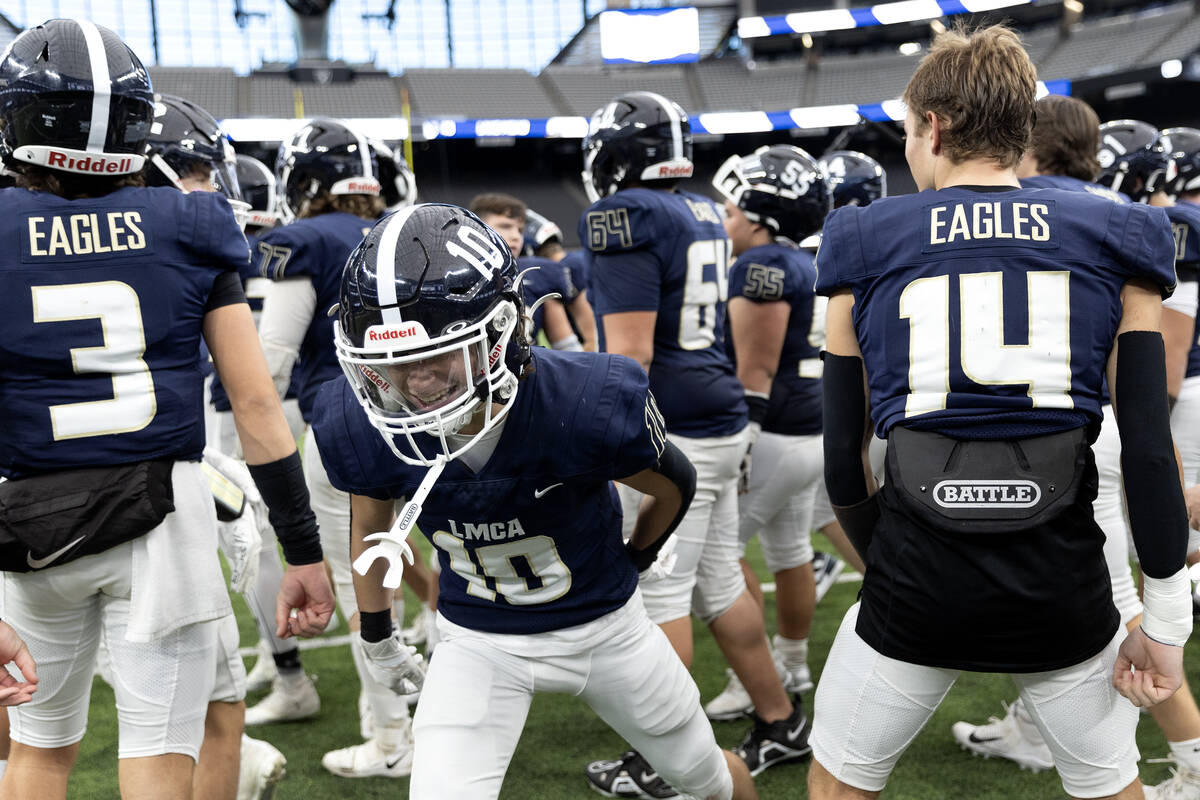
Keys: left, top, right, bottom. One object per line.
{"left": 359, "top": 365, "right": 392, "bottom": 394}
{"left": 657, "top": 164, "right": 692, "bottom": 178}
{"left": 46, "top": 150, "right": 132, "bottom": 174}
{"left": 366, "top": 324, "right": 420, "bottom": 342}
{"left": 343, "top": 181, "right": 376, "bottom": 194}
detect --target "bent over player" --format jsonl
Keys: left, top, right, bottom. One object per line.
{"left": 310, "top": 203, "right": 758, "bottom": 800}
{"left": 810, "top": 26, "right": 1189, "bottom": 800}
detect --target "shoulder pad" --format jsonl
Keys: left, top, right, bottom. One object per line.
{"left": 579, "top": 194, "right": 658, "bottom": 253}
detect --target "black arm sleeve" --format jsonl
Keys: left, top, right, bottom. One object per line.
{"left": 205, "top": 270, "right": 247, "bottom": 311}
{"left": 247, "top": 452, "right": 324, "bottom": 566}
{"left": 626, "top": 440, "right": 697, "bottom": 572}
{"left": 823, "top": 352, "right": 869, "bottom": 506}
{"left": 1115, "top": 331, "right": 1189, "bottom": 579}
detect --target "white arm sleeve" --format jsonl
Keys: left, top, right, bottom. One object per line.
{"left": 1164, "top": 279, "right": 1198, "bottom": 319}
{"left": 258, "top": 277, "right": 317, "bottom": 397}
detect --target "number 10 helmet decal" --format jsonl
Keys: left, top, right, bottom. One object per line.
{"left": 335, "top": 204, "right": 531, "bottom": 466}
{"left": 713, "top": 144, "right": 831, "bottom": 244}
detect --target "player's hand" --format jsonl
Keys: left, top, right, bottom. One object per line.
{"left": 361, "top": 633, "right": 426, "bottom": 695}
{"left": 1113, "top": 626, "right": 1184, "bottom": 707}
{"left": 0, "top": 622, "right": 37, "bottom": 706}
{"left": 1186, "top": 484, "right": 1200, "bottom": 531}
{"left": 276, "top": 561, "right": 336, "bottom": 639}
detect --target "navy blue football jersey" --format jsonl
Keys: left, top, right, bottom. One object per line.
{"left": 311, "top": 348, "right": 666, "bottom": 634}
{"left": 1168, "top": 201, "right": 1200, "bottom": 380}
{"left": 581, "top": 188, "right": 747, "bottom": 438}
{"left": 0, "top": 186, "right": 249, "bottom": 478}
{"left": 560, "top": 249, "right": 589, "bottom": 299}
{"left": 209, "top": 231, "right": 298, "bottom": 412}
{"left": 257, "top": 212, "right": 373, "bottom": 422}
{"left": 518, "top": 256, "right": 572, "bottom": 342}
{"left": 726, "top": 243, "right": 823, "bottom": 435}
{"left": 816, "top": 186, "right": 1176, "bottom": 439}
{"left": 1020, "top": 174, "right": 1130, "bottom": 204}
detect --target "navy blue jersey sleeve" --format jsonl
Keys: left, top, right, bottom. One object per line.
{"left": 581, "top": 196, "right": 663, "bottom": 314}
{"left": 588, "top": 250, "right": 662, "bottom": 314}
{"left": 561, "top": 250, "right": 589, "bottom": 297}
{"left": 729, "top": 250, "right": 796, "bottom": 304}
{"left": 310, "top": 378, "right": 394, "bottom": 501}
{"left": 255, "top": 223, "right": 312, "bottom": 281}
{"left": 181, "top": 191, "right": 251, "bottom": 275}
{"left": 594, "top": 356, "right": 666, "bottom": 480}
{"left": 1107, "top": 203, "right": 1177, "bottom": 297}
{"left": 813, "top": 206, "right": 868, "bottom": 296}
{"left": 1167, "top": 203, "right": 1200, "bottom": 270}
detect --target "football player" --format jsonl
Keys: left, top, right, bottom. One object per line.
{"left": 811, "top": 25, "right": 1187, "bottom": 800}
{"left": 0, "top": 19, "right": 332, "bottom": 800}
{"left": 580, "top": 91, "right": 808, "bottom": 790}
{"left": 141, "top": 92, "right": 293, "bottom": 800}
{"left": 309, "top": 202, "right": 759, "bottom": 800}
{"left": 702, "top": 145, "right": 831, "bottom": 723}
{"left": 371, "top": 139, "right": 418, "bottom": 212}
{"left": 804, "top": 150, "right": 890, "bottom": 583}
{"left": 524, "top": 208, "right": 598, "bottom": 351}
{"left": 252, "top": 118, "right": 420, "bottom": 776}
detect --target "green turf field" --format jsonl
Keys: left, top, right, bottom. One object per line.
{"left": 67, "top": 535, "right": 1197, "bottom": 799}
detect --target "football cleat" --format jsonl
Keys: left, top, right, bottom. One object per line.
{"left": 321, "top": 727, "right": 414, "bottom": 779}
{"left": 237, "top": 734, "right": 286, "bottom": 800}
{"left": 783, "top": 663, "right": 814, "bottom": 695}
{"left": 1144, "top": 755, "right": 1200, "bottom": 799}
{"left": 812, "top": 551, "right": 846, "bottom": 605}
{"left": 585, "top": 750, "right": 681, "bottom": 799}
{"left": 704, "top": 669, "right": 754, "bottom": 721}
{"left": 733, "top": 697, "right": 813, "bottom": 777}
{"left": 244, "top": 641, "right": 278, "bottom": 694}
{"left": 950, "top": 699, "right": 1054, "bottom": 772}
{"left": 244, "top": 673, "right": 320, "bottom": 726}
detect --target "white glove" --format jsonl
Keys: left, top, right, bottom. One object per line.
{"left": 202, "top": 448, "right": 264, "bottom": 594}
{"left": 361, "top": 633, "right": 426, "bottom": 695}
{"left": 639, "top": 535, "right": 678, "bottom": 582}
{"left": 739, "top": 421, "right": 762, "bottom": 496}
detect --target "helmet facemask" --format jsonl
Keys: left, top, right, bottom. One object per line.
{"left": 336, "top": 297, "right": 522, "bottom": 467}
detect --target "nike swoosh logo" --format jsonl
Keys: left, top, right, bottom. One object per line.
{"left": 639, "top": 772, "right": 659, "bottom": 784}
{"left": 26, "top": 536, "right": 86, "bottom": 570}
{"left": 968, "top": 732, "right": 1001, "bottom": 744}
{"left": 788, "top": 720, "right": 806, "bottom": 740}
{"left": 534, "top": 483, "right": 563, "bottom": 499}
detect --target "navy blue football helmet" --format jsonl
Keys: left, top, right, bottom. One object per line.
{"left": 1096, "top": 120, "right": 1167, "bottom": 202}
{"left": 276, "top": 118, "right": 381, "bottom": 222}
{"left": 0, "top": 19, "right": 154, "bottom": 176}
{"left": 819, "top": 150, "right": 886, "bottom": 208}
{"left": 146, "top": 94, "right": 242, "bottom": 198}
{"left": 335, "top": 204, "right": 530, "bottom": 465}
{"left": 713, "top": 144, "right": 831, "bottom": 243}
{"left": 1159, "top": 127, "right": 1200, "bottom": 201}
{"left": 522, "top": 209, "right": 563, "bottom": 256}
{"left": 235, "top": 153, "right": 279, "bottom": 230}
{"left": 582, "top": 91, "right": 693, "bottom": 203}
{"left": 370, "top": 139, "right": 418, "bottom": 211}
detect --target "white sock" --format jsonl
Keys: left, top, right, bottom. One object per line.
{"left": 772, "top": 634, "right": 809, "bottom": 670}
{"left": 1169, "top": 736, "right": 1200, "bottom": 771}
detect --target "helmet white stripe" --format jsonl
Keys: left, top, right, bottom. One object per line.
{"left": 76, "top": 20, "right": 111, "bottom": 154}
{"left": 642, "top": 91, "right": 684, "bottom": 162}
{"left": 374, "top": 206, "right": 421, "bottom": 326}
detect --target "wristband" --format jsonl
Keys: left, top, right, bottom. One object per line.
{"left": 1142, "top": 567, "right": 1193, "bottom": 647}
{"left": 359, "top": 609, "right": 394, "bottom": 643}
{"left": 745, "top": 391, "right": 769, "bottom": 428}
{"left": 247, "top": 452, "right": 323, "bottom": 566}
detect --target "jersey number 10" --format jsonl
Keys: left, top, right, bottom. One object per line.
{"left": 898, "top": 271, "right": 1075, "bottom": 417}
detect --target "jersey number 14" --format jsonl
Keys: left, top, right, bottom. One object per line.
{"left": 899, "top": 271, "right": 1074, "bottom": 417}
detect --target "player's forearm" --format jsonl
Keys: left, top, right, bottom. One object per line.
{"left": 350, "top": 494, "right": 396, "bottom": 614}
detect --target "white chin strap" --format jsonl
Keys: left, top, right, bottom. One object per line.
{"left": 352, "top": 457, "right": 448, "bottom": 589}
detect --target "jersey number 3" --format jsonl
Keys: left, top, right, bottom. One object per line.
{"left": 32, "top": 281, "right": 157, "bottom": 440}
{"left": 899, "top": 271, "right": 1074, "bottom": 417}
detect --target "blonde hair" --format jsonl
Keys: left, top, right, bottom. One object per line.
{"left": 903, "top": 25, "right": 1037, "bottom": 169}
